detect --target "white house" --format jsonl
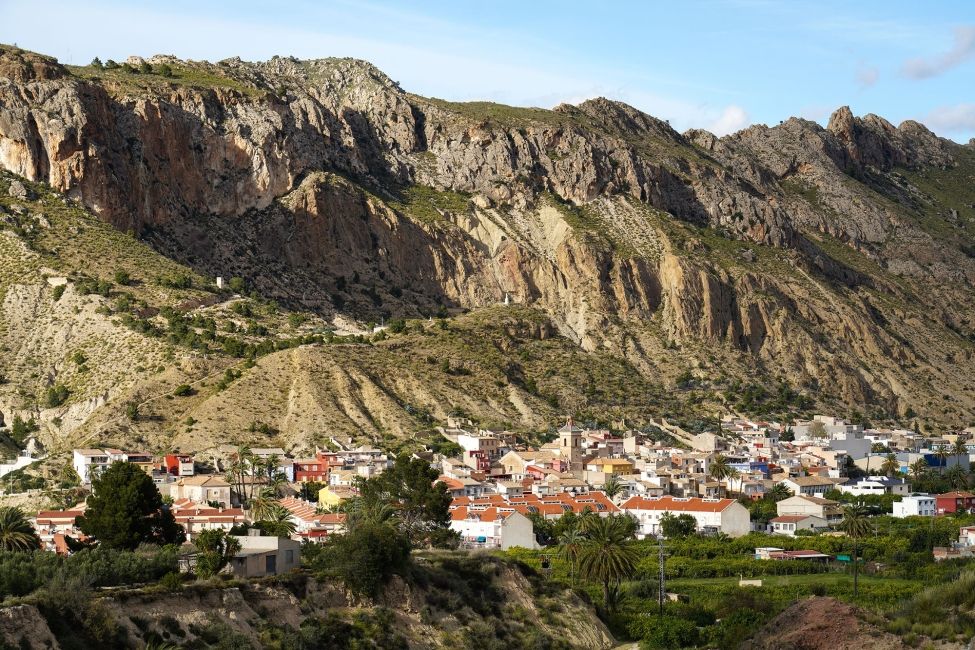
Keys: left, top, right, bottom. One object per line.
{"left": 170, "top": 475, "right": 232, "bottom": 507}
{"left": 72, "top": 448, "right": 153, "bottom": 484}
{"left": 777, "top": 495, "right": 844, "bottom": 526}
{"left": 839, "top": 477, "right": 910, "bottom": 497}
{"left": 892, "top": 494, "right": 937, "bottom": 518}
{"left": 781, "top": 476, "right": 835, "bottom": 497}
{"left": 621, "top": 496, "right": 751, "bottom": 538}
{"left": 770, "top": 514, "right": 827, "bottom": 536}
{"left": 449, "top": 507, "right": 536, "bottom": 549}
{"left": 73, "top": 449, "right": 112, "bottom": 484}
{"left": 229, "top": 533, "right": 301, "bottom": 578}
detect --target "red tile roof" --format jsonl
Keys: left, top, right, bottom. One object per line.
{"left": 621, "top": 495, "right": 737, "bottom": 513}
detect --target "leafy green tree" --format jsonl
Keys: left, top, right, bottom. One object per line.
{"left": 660, "top": 512, "right": 697, "bottom": 539}
{"left": 577, "top": 514, "right": 639, "bottom": 609}
{"left": 639, "top": 615, "right": 699, "bottom": 649}
{"left": 324, "top": 521, "right": 410, "bottom": 600}
{"left": 90, "top": 57, "right": 103, "bottom": 68}
{"left": 300, "top": 480, "right": 327, "bottom": 502}
{"left": 808, "top": 420, "right": 827, "bottom": 439}
{"left": 10, "top": 415, "right": 38, "bottom": 443}
{"left": 193, "top": 529, "right": 241, "bottom": 578}
{"left": 228, "top": 276, "right": 246, "bottom": 293}
{"left": 78, "top": 462, "right": 184, "bottom": 549}
{"left": 0, "top": 507, "right": 39, "bottom": 551}
{"left": 172, "top": 384, "right": 194, "bottom": 397}
{"left": 839, "top": 504, "right": 873, "bottom": 598}
{"left": 387, "top": 318, "right": 407, "bottom": 334}
{"left": 354, "top": 454, "right": 452, "bottom": 546}
{"left": 156, "top": 63, "right": 173, "bottom": 77}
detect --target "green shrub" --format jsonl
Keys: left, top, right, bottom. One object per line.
{"left": 44, "top": 384, "right": 70, "bottom": 408}
{"left": 172, "top": 384, "right": 194, "bottom": 397}
{"left": 638, "top": 615, "right": 699, "bottom": 649}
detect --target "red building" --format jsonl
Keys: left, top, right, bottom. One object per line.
{"left": 936, "top": 491, "right": 975, "bottom": 514}
{"left": 294, "top": 451, "right": 343, "bottom": 482}
{"left": 163, "top": 454, "right": 195, "bottom": 476}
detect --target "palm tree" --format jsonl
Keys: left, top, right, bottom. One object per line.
{"left": 766, "top": 483, "right": 791, "bottom": 502}
{"left": 227, "top": 445, "right": 254, "bottom": 505}
{"left": 0, "top": 506, "right": 39, "bottom": 552}
{"left": 934, "top": 445, "right": 950, "bottom": 474}
{"left": 725, "top": 466, "right": 742, "bottom": 497}
{"left": 557, "top": 526, "right": 587, "bottom": 586}
{"left": 249, "top": 490, "right": 280, "bottom": 522}
{"left": 880, "top": 454, "right": 900, "bottom": 478}
{"left": 602, "top": 475, "right": 623, "bottom": 500}
{"left": 577, "top": 515, "right": 639, "bottom": 609}
{"left": 954, "top": 438, "right": 970, "bottom": 459}
{"left": 257, "top": 504, "right": 297, "bottom": 538}
{"left": 945, "top": 465, "right": 969, "bottom": 491}
{"left": 708, "top": 455, "right": 737, "bottom": 496}
{"left": 839, "top": 504, "right": 873, "bottom": 598}
{"left": 909, "top": 458, "right": 929, "bottom": 484}
{"left": 345, "top": 497, "right": 398, "bottom": 530}
{"left": 261, "top": 455, "right": 288, "bottom": 497}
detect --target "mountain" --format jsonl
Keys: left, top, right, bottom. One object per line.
{"left": 1, "top": 43, "right": 974, "bottom": 453}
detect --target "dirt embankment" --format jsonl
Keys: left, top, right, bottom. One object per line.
{"left": 743, "top": 596, "right": 958, "bottom": 650}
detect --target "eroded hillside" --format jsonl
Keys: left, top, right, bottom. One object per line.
{"left": 1, "top": 43, "right": 974, "bottom": 440}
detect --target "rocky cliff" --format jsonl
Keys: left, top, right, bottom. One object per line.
{"left": 1, "top": 43, "right": 974, "bottom": 432}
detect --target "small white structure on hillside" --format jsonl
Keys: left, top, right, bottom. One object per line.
{"left": 892, "top": 494, "right": 936, "bottom": 518}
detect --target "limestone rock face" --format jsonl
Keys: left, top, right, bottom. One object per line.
{"left": 1, "top": 45, "right": 974, "bottom": 420}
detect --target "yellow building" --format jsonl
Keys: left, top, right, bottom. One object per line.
{"left": 586, "top": 458, "right": 636, "bottom": 475}
{"left": 318, "top": 485, "right": 355, "bottom": 507}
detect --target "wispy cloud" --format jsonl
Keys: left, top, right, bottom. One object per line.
{"left": 707, "top": 105, "right": 751, "bottom": 136}
{"left": 924, "top": 104, "right": 975, "bottom": 134}
{"left": 902, "top": 25, "right": 975, "bottom": 79}
{"left": 856, "top": 64, "right": 879, "bottom": 89}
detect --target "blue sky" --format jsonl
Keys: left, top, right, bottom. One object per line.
{"left": 2, "top": 0, "right": 973, "bottom": 140}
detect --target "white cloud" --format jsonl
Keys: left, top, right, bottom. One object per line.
{"left": 856, "top": 65, "right": 879, "bottom": 88}
{"left": 924, "top": 104, "right": 975, "bottom": 133}
{"left": 902, "top": 25, "right": 975, "bottom": 79}
{"left": 707, "top": 105, "right": 751, "bottom": 136}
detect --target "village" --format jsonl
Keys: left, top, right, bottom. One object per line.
{"left": 6, "top": 412, "right": 975, "bottom": 576}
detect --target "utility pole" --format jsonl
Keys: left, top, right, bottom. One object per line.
{"left": 657, "top": 535, "right": 667, "bottom": 615}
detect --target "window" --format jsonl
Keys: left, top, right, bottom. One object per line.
{"left": 286, "top": 550, "right": 294, "bottom": 564}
